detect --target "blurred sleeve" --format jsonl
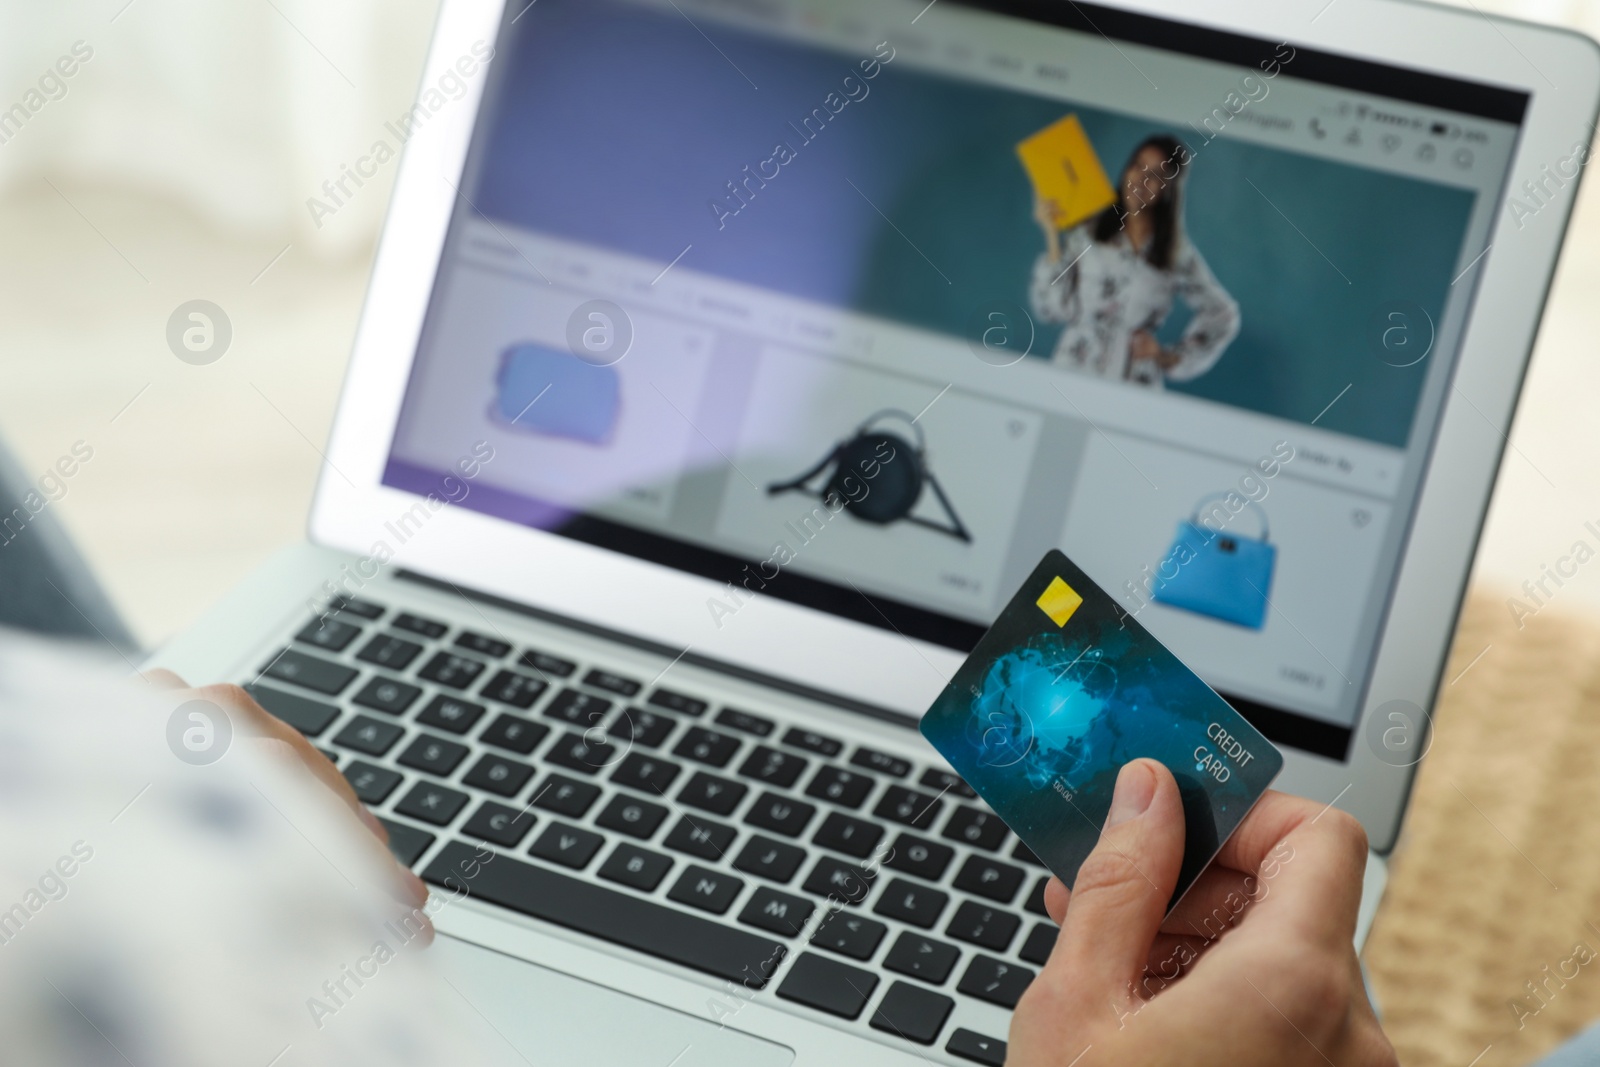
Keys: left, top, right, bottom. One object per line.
{"left": 0, "top": 633, "right": 519, "bottom": 1067}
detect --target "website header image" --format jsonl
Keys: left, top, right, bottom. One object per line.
{"left": 471, "top": 0, "right": 1476, "bottom": 454}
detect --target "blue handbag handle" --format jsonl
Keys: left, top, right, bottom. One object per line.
{"left": 1188, "top": 493, "right": 1270, "bottom": 543}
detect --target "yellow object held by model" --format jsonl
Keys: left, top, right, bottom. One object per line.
{"left": 1017, "top": 114, "right": 1118, "bottom": 230}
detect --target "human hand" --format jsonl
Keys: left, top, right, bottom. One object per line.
{"left": 1007, "top": 760, "right": 1394, "bottom": 1067}
{"left": 1034, "top": 197, "right": 1063, "bottom": 233}
{"left": 1128, "top": 329, "right": 1162, "bottom": 363}
{"left": 145, "top": 670, "right": 432, "bottom": 938}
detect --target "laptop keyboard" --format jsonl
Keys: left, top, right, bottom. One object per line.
{"left": 246, "top": 593, "right": 1051, "bottom": 1065}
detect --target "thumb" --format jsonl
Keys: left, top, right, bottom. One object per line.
{"left": 1048, "top": 759, "right": 1186, "bottom": 999}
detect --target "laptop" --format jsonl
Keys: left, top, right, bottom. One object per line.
{"left": 150, "top": 0, "right": 1599, "bottom": 1062}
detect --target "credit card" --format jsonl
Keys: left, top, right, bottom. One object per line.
{"left": 920, "top": 549, "right": 1283, "bottom": 908}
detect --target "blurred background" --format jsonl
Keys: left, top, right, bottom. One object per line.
{"left": 3, "top": 2, "right": 1600, "bottom": 1064}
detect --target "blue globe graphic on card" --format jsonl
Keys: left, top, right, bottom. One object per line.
{"left": 966, "top": 639, "right": 1117, "bottom": 789}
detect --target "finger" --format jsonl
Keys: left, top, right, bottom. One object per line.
{"left": 144, "top": 669, "right": 189, "bottom": 691}
{"left": 1162, "top": 864, "right": 1259, "bottom": 941}
{"left": 1043, "top": 877, "right": 1068, "bottom": 925}
{"left": 195, "top": 683, "right": 372, "bottom": 829}
{"left": 1048, "top": 759, "right": 1187, "bottom": 997}
{"left": 1210, "top": 791, "right": 1369, "bottom": 954}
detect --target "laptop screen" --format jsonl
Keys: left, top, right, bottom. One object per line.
{"left": 384, "top": 0, "right": 1530, "bottom": 761}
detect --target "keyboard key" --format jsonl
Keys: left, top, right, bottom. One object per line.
{"left": 544, "top": 732, "right": 617, "bottom": 775}
{"left": 425, "top": 842, "right": 786, "bottom": 986}
{"left": 611, "top": 752, "right": 682, "bottom": 796}
{"left": 354, "top": 634, "right": 423, "bottom": 672}
{"left": 813, "top": 910, "right": 886, "bottom": 960}
{"left": 953, "top": 856, "right": 1025, "bottom": 904}
{"left": 673, "top": 727, "right": 741, "bottom": 768}
{"left": 803, "top": 855, "right": 875, "bottom": 905}
{"left": 455, "top": 630, "right": 511, "bottom": 658}
{"left": 884, "top": 833, "right": 954, "bottom": 882}
{"left": 884, "top": 932, "right": 960, "bottom": 984}
{"left": 873, "top": 877, "right": 949, "bottom": 929}
{"left": 318, "top": 748, "right": 339, "bottom": 765}
{"left": 328, "top": 595, "right": 384, "bottom": 620}
{"left": 947, "top": 1029, "right": 1008, "bottom": 1067}
{"left": 1013, "top": 841, "right": 1044, "bottom": 866}
{"left": 663, "top": 814, "right": 737, "bottom": 861}
{"left": 596, "top": 794, "right": 668, "bottom": 839}
{"left": 531, "top": 773, "right": 600, "bottom": 817}
{"left": 462, "top": 802, "right": 536, "bottom": 848}
{"left": 715, "top": 707, "right": 774, "bottom": 737}
{"left": 647, "top": 688, "right": 707, "bottom": 717}
{"left": 417, "top": 652, "right": 486, "bottom": 690}
{"left": 394, "top": 781, "right": 470, "bottom": 826}
{"left": 529, "top": 822, "right": 606, "bottom": 869}
{"left": 543, "top": 688, "right": 612, "bottom": 727}
{"left": 295, "top": 617, "right": 361, "bottom": 652}
{"left": 479, "top": 714, "right": 550, "bottom": 756}
{"left": 415, "top": 694, "right": 486, "bottom": 735}
{"left": 946, "top": 901, "right": 1021, "bottom": 952}
{"left": 608, "top": 706, "right": 677, "bottom": 749}
{"left": 376, "top": 817, "right": 435, "bottom": 867}
{"left": 1024, "top": 876, "right": 1051, "bottom": 916}
{"left": 812, "top": 812, "right": 884, "bottom": 859}
{"left": 479, "top": 669, "right": 548, "bottom": 709}
{"left": 942, "top": 807, "right": 1009, "bottom": 851}
{"left": 737, "top": 746, "right": 807, "bottom": 788}
{"left": 343, "top": 760, "right": 402, "bottom": 804}
{"left": 733, "top": 835, "right": 806, "bottom": 884}
{"left": 871, "top": 980, "right": 954, "bottom": 1045}
{"left": 263, "top": 649, "right": 359, "bottom": 695}
{"left": 739, "top": 886, "right": 814, "bottom": 938}
{"left": 397, "top": 734, "right": 469, "bottom": 777}
{"left": 583, "top": 668, "right": 641, "bottom": 697}
{"left": 245, "top": 684, "right": 339, "bottom": 737}
{"left": 805, "top": 766, "right": 875, "bottom": 809}
{"left": 781, "top": 727, "right": 842, "bottom": 757}
{"left": 956, "top": 955, "right": 1034, "bottom": 1009}
{"left": 332, "top": 715, "right": 405, "bottom": 756}
{"left": 677, "top": 772, "right": 747, "bottom": 816}
{"left": 462, "top": 753, "right": 536, "bottom": 797}
{"left": 920, "top": 767, "right": 977, "bottom": 799}
{"left": 876, "top": 785, "right": 943, "bottom": 830}
{"left": 851, "top": 747, "right": 910, "bottom": 778}
{"left": 393, "top": 612, "right": 448, "bottom": 639}
{"left": 744, "top": 792, "right": 816, "bottom": 838}
{"left": 598, "top": 843, "right": 674, "bottom": 892}
{"left": 667, "top": 865, "right": 744, "bottom": 914}
{"left": 353, "top": 676, "right": 422, "bottom": 716}
{"left": 1019, "top": 922, "right": 1056, "bottom": 965}
{"left": 518, "top": 648, "right": 576, "bottom": 678}
{"left": 777, "top": 953, "right": 877, "bottom": 1019}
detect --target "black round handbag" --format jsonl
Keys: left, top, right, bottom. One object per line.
{"left": 766, "top": 410, "right": 972, "bottom": 542}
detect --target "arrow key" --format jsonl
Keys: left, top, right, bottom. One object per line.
{"left": 946, "top": 1027, "right": 1008, "bottom": 1066}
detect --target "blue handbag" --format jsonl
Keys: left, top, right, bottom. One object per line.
{"left": 1151, "top": 495, "right": 1276, "bottom": 629}
{"left": 490, "top": 342, "right": 621, "bottom": 446}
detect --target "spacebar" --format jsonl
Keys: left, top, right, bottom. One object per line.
{"left": 422, "top": 841, "right": 787, "bottom": 987}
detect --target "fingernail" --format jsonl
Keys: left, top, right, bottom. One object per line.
{"left": 1105, "top": 761, "right": 1156, "bottom": 829}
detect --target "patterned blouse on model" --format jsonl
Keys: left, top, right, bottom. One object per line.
{"left": 1029, "top": 135, "right": 1241, "bottom": 388}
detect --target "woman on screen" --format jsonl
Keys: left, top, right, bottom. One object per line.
{"left": 1029, "top": 134, "right": 1240, "bottom": 387}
